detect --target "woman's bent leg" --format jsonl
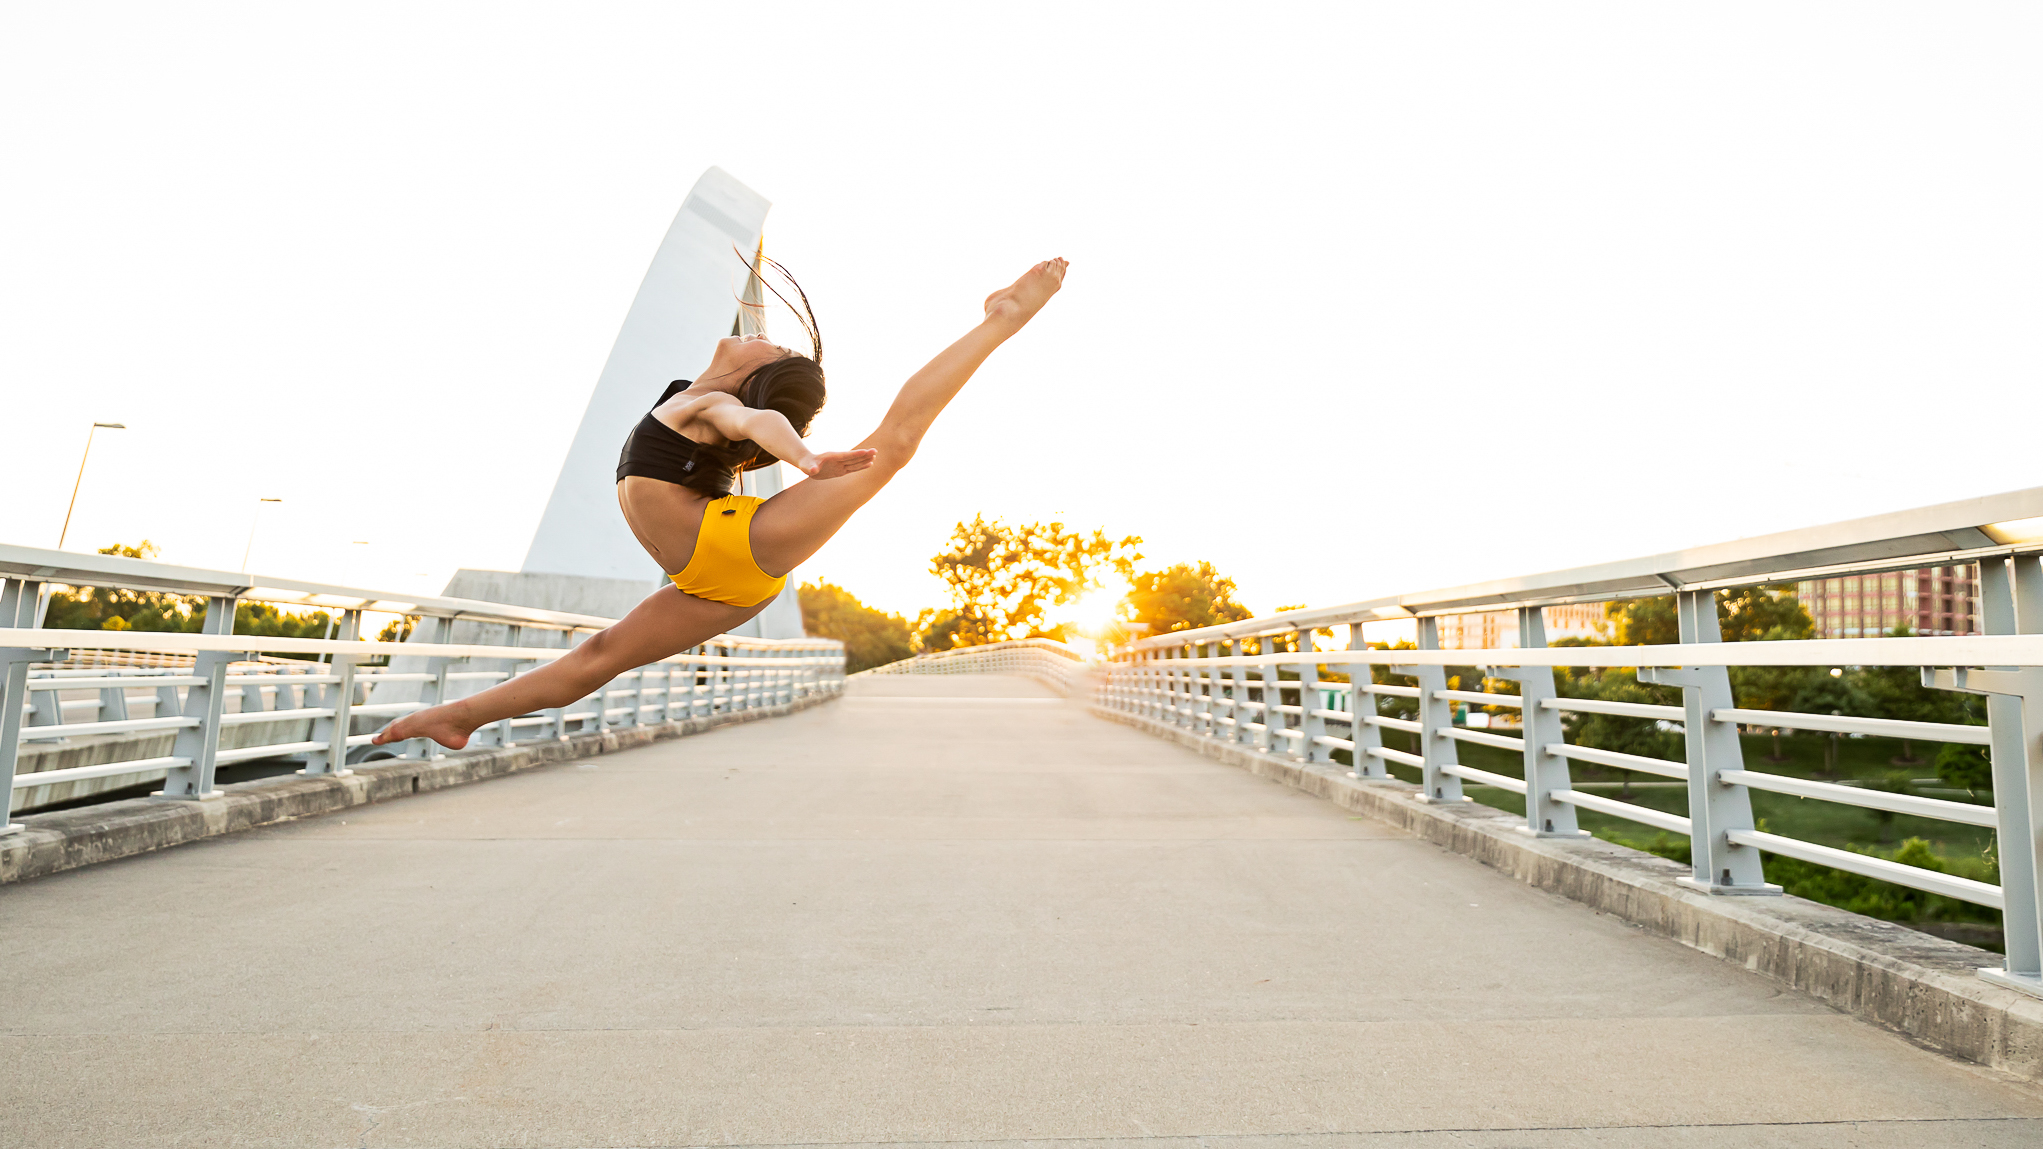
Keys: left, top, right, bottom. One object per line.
{"left": 370, "top": 585, "right": 766, "bottom": 749}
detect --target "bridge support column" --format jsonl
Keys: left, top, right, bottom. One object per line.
{"left": 1197, "top": 640, "right": 1216, "bottom": 737}
{"left": 156, "top": 595, "right": 237, "bottom": 802}
{"left": 1297, "top": 628, "right": 1329, "bottom": 764}
{"left": 1399, "top": 617, "right": 1462, "bottom": 803}
{"left": 1490, "top": 607, "right": 1584, "bottom": 838}
{"left": 1257, "top": 636, "right": 1283, "bottom": 753}
{"left": 0, "top": 642, "right": 47, "bottom": 835}
{"left": 1348, "top": 624, "right": 1387, "bottom": 779}
{"left": 304, "top": 609, "right": 359, "bottom": 776}
{"left": 1641, "top": 590, "right": 1778, "bottom": 895}
{"left": 1929, "top": 555, "right": 2043, "bottom": 997}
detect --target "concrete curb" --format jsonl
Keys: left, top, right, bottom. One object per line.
{"left": 1095, "top": 705, "right": 2043, "bottom": 1083}
{"left": 0, "top": 688, "right": 841, "bottom": 886}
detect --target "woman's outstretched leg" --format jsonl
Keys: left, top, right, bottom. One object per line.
{"left": 749, "top": 258, "right": 1066, "bottom": 574}
{"left": 370, "top": 585, "right": 765, "bottom": 749}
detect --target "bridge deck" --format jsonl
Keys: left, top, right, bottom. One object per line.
{"left": 4, "top": 674, "right": 2040, "bottom": 1147}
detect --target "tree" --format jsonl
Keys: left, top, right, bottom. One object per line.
{"left": 1858, "top": 627, "right": 1978, "bottom": 764}
{"left": 799, "top": 581, "right": 913, "bottom": 673}
{"left": 1607, "top": 584, "right": 1812, "bottom": 646}
{"left": 39, "top": 541, "right": 207, "bottom": 632}
{"left": 1788, "top": 670, "right": 1877, "bottom": 776}
{"left": 925, "top": 516, "right": 1142, "bottom": 648}
{"left": 1119, "top": 561, "right": 1251, "bottom": 638}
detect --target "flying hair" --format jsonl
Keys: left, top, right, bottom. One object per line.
{"left": 733, "top": 245, "right": 823, "bottom": 367}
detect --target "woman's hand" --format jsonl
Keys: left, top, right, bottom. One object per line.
{"left": 802, "top": 448, "right": 879, "bottom": 480}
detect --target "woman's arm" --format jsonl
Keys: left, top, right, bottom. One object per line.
{"left": 696, "top": 397, "right": 877, "bottom": 479}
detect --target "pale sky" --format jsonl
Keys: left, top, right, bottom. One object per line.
{"left": 4, "top": 4, "right": 2039, "bottom": 627}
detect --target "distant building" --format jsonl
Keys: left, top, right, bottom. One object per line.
{"left": 1435, "top": 603, "right": 1608, "bottom": 649}
{"left": 1796, "top": 565, "right": 1979, "bottom": 638}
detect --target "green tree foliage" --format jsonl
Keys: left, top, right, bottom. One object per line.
{"left": 799, "top": 581, "right": 913, "bottom": 673}
{"left": 1935, "top": 742, "right": 1993, "bottom": 795}
{"left": 39, "top": 541, "right": 354, "bottom": 659}
{"left": 39, "top": 542, "right": 206, "bottom": 632}
{"left": 1607, "top": 584, "right": 1813, "bottom": 646}
{"left": 1118, "top": 561, "right": 1251, "bottom": 639}
{"left": 923, "top": 516, "right": 1142, "bottom": 648}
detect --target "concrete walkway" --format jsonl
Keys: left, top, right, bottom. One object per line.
{"left": 4, "top": 673, "right": 2041, "bottom": 1147}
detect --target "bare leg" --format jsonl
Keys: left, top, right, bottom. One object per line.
{"left": 369, "top": 585, "right": 766, "bottom": 749}
{"left": 750, "top": 258, "right": 1067, "bottom": 574}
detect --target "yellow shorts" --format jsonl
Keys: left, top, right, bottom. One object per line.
{"left": 667, "top": 495, "right": 787, "bottom": 608}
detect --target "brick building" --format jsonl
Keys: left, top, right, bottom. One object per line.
{"left": 1795, "top": 565, "right": 1980, "bottom": 638}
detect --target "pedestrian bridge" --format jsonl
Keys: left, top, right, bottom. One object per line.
{"left": 6, "top": 668, "right": 2039, "bottom": 1146}
{"left": 8, "top": 490, "right": 2043, "bottom": 1145}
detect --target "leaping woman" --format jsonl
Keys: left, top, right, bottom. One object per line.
{"left": 371, "top": 256, "right": 1068, "bottom": 749}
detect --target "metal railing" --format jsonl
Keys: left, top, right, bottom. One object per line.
{"left": 864, "top": 638, "right": 1093, "bottom": 695}
{"left": 1100, "top": 486, "right": 2043, "bottom": 1002}
{"left": 1, "top": 548, "right": 844, "bottom": 817}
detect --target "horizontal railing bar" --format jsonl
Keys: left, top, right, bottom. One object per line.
{"left": 18, "top": 715, "right": 198, "bottom": 740}
{"left": 1441, "top": 763, "right": 1527, "bottom": 794}
{"left": 0, "top": 628, "right": 844, "bottom": 665}
{"left": 445, "top": 672, "right": 511, "bottom": 682}
{"left": 224, "top": 674, "right": 342, "bottom": 686}
{"left": 1712, "top": 708, "right": 1992, "bottom": 745}
{"left": 218, "top": 707, "right": 332, "bottom": 726}
{"left": 1366, "top": 715, "right": 1422, "bottom": 734}
{"left": 1107, "top": 634, "right": 2043, "bottom": 669}
{"left": 1364, "top": 685, "right": 1422, "bottom": 698}
{"left": 1550, "top": 789, "right": 1692, "bottom": 834}
{"left": 1313, "top": 735, "right": 1354, "bottom": 751}
{"left": 1441, "top": 727, "right": 1526, "bottom": 752}
{"left": 1367, "top": 745, "right": 1425, "bottom": 768}
{"left": 353, "top": 672, "right": 437, "bottom": 683}
{"left": 1546, "top": 743, "right": 1688, "bottom": 779}
{"left": 350, "top": 702, "right": 426, "bottom": 717}
{"left": 23, "top": 675, "right": 205, "bottom": 690}
{"left": 1435, "top": 690, "right": 1524, "bottom": 708}
{"left": 11, "top": 756, "right": 191, "bottom": 789}
{"left": 1717, "top": 769, "right": 1999, "bottom": 828}
{"left": 215, "top": 740, "right": 327, "bottom": 765}
{"left": 1727, "top": 829, "right": 2003, "bottom": 910}
{"left": 1538, "top": 697, "right": 1685, "bottom": 721}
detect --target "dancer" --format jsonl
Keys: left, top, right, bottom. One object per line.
{"left": 372, "top": 256, "right": 1068, "bottom": 749}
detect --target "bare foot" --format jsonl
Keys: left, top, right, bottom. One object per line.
{"left": 370, "top": 700, "right": 478, "bottom": 750}
{"left": 984, "top": 258, "right": 1068, "bottom": 327}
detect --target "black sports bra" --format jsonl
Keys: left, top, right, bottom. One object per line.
{"left": 615, "top": 381, "right": 755, "bottom": 496}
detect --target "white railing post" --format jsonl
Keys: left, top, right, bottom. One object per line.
{"left": 711, "top": 641, "right": 729, "bottom": 715}
{"left": 1196, "top": 640, "right": 1215, "bottom": 736}
{"left": 1258, "top": 634, "right": 1284, "bottom": 752}
{"left": 402, "top": 616, "right": 454, "bottom": 760}
{"left": 1176, "top": 646, "right": 1193, "bottom": 723}
{"left": 1347, "top": 623, "right": 1386, "bottom": 779}
{"left": 1297, "top": 627, "right": 1329, "bottom": 764}
{"left": 157, "top": 594, "right": 238, "bottom": 801}
{"left": 1399, "top": 616, "right": 1461, "bottom": 803}
{"left": 1228, "top": 638, "right": 1250, "bottom": 744}
{"left": 1491, "top": 607, "right": 1583, "bottom": 837}
{"left": 1934, "top": 555, "right": 2043, "bottom": 992}
{"left": 1640, "top": 589, "right": 1778, "bottom": 894}
{"left": 0, "top": 642, "right": 43, "bottom": 835}
{"left": 304, "top": 608, "right": 360, "bottom": 776}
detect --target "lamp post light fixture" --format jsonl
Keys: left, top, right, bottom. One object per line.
{"left": 241, "top": 498, "right": 283, "bottom": 572}
{"left": 57, "top": 422, "right": 126, "bottom": 551}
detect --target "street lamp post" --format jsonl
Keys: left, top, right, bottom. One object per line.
{"left": 241, "top": 498, "right": 283, "bottom": 573}
{"left": 37, "top": 421, "right": 126, "bottom": 628}
{"left": 57, "top": 422, "right": 126, "bottom": 551}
